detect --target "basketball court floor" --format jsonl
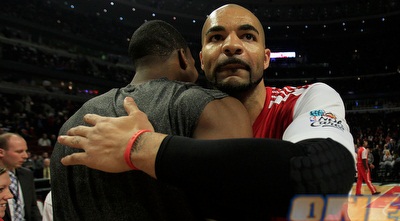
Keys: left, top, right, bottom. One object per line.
{"left": 348, "top": 182, "right": 400, "bottom": 221}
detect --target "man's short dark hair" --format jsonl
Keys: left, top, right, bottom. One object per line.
{"left": 128, "top": 20, "right": 188, "bottom": 67}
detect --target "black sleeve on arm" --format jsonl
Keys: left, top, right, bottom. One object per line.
{"left": 155, "top": 136, "right": 355, "bottom": 220}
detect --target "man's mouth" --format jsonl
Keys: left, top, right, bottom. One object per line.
{"left": 215, "top": 58, "right": 250, "bottom": 73}
{"left": 219, "top": 63, "right": 247, "bottom": 71}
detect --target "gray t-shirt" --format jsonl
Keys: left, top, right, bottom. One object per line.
{"left": 51, "top": 78, "right": 227, "bottom": 221}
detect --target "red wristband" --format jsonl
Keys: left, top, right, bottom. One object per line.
{"left": 124, "top": 129, "right": 151, "bottom": 170}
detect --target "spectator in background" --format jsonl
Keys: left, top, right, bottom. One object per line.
{"left": 22, "top": 151, "right": 35, "bottom": 171}
{"left": 38, "top": 133, "right": 51, "bottom": 147}
{"left": 34, "top": 152, "right": 49, "bottom": 179}
{"left": 42, "top": 80, "right": 53, "bottom": 92}
{"left": 49, "top": 134, "right": 57, "bottom": 147}
{"left": 42, "top": 191, "right": 52, "bottom": 221}
{"left": 370, "top": 144, "right": 381, "bottom": 180}
{"left": 0, "top": 167, "right": 14, "bottom": 221}
{"left": 42, "top": 158, "right": 50, "bottom": 179}
{"left": 392, "top": 155, "right": 400, "bottom": 180}
{"left": 0, "top": 132, "right": 42, "bottom": 221}
{"left": 34, "top": 153, "right": 44, "bottom": 178}
{"left": 387, "top": 138, "right": 396, "bottom": 153}
{"left": 368, "top": 145, "right": 375, "bottom": 170}
{"left": 381, "top": 149, "right": 395, "bottom": 171}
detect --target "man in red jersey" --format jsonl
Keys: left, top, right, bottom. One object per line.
{"left": 356, "top": 140, "right": 380, "bottom": 195}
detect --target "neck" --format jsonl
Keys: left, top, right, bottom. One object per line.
{"left": 131, "top": 62, "right": 177, "bottom": 85}
{"left": 131, "top": 71, "right": 166, "bottom": 85}
{"left": 0, "top": 163, "right": 12, "bottom": 172}
{"left": 131, "top": 72, "right": 152, "bottom": 85}
{"left": 131, "top": 55, "right": 179, "bottom": 85}
{"left": 8, "top": 168, "right": 16, "bottom": 174}
{"left": 231, "top": 80, "right": 266, "bottom": 125}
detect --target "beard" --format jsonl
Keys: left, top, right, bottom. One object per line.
{"left": 213, "top": 75, "right": 263, "bottom": 95}
{"left": 210, "top": 57, "right": 263, "bottom": 95}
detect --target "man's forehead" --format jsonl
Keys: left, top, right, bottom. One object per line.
{"left": 203, "top": 8, "right": 262, "bottom": 34}
{"left": 204, "top": 18, "right": 260, "bottom": 36}
{"left": 8, "top": 137, "right": 26, "bottom": 146}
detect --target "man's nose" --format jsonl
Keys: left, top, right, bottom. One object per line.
{"left": 222, "top": 33, "right": 243, "bottom": 56}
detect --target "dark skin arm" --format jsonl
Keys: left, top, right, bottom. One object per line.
{"left": 59, "top": 96, "right": 252, "bottom": 174}
{"left": 362, "top": 149, "right": 369, "bottom": 172}
{"left": 193, "top": 96, "right": 252, "bottom": 139}
{"left": 363, "top": 159, "right": 369, "bottom": 173}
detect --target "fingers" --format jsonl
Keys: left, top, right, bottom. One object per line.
{"left": 83, "top": 114, "right": 103, "bottom": 126}
{"left": 61, "top": 153, "right": 87, "bottom": 166}
{"left": 124, "top": 97, "right": 140, "bottom": 116}
{"left": 66, "top": 125, "right": 91, "bottom": 137}
{"left": 124, "top": 97, "right": 153, "bottom": 129}
{"left": 58, "top": 135, "right": 85, "bottom": 149}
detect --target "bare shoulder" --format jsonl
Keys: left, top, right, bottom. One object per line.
{"left": 192, "top": 96, "right": 253, "bottom": 139}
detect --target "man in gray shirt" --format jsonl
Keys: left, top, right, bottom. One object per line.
{"left": 51, "top": 20, "right": 252, "bottom": 221}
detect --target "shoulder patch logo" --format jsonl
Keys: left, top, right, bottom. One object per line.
{"left": 309, "top": 110, "right": 344, "bottom": 131}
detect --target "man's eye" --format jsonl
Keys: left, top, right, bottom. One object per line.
{"left": 210, "top": 35, "right": 223, "bottom": 42}
{"left": 243, "top": 34, "right": 255, "bottom": 41}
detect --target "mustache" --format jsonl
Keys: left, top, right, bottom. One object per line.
{"left": 215, "top": 58, "right": 251, "bottom": 72}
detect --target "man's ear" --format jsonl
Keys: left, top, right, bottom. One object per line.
{"left": 263, "top": 48, "right": 271, "bottom": 70}
{"left": 177, "top": 48, "right": 188, "bottom": 70}
{"left": 0, "top": 148, "right": 5, "bottom": 157}
{"left": 199, "top": 51, "right": 204, "bottom": 70}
